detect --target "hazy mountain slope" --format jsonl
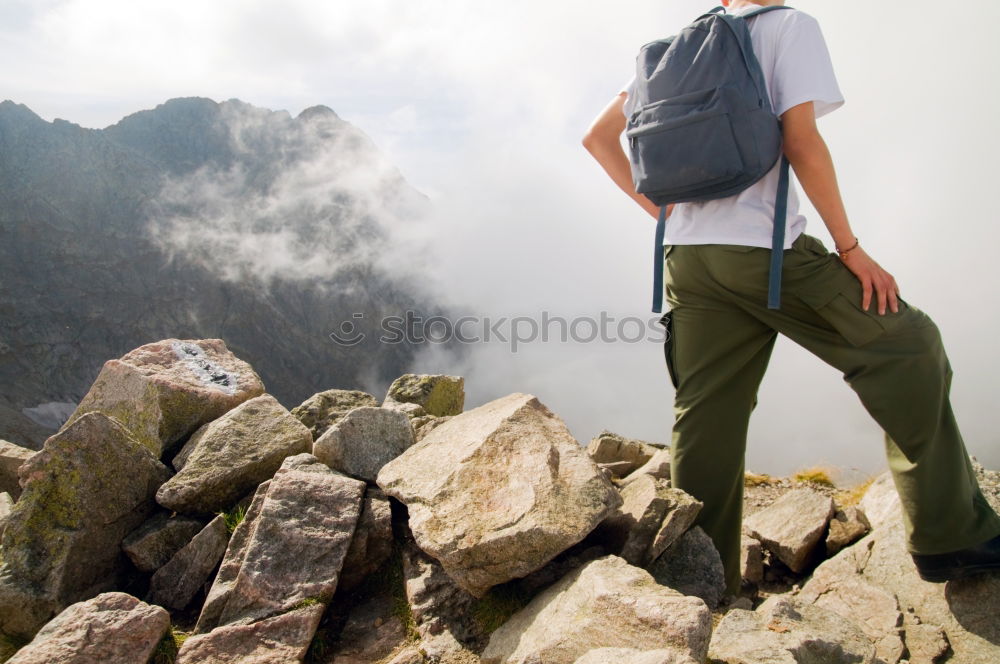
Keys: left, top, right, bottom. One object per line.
{"left": 0, "top": 97, "right": 450, "bottom": 448}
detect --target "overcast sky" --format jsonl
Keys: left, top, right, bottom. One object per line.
{"left": 4, "top": 0, "right": 999, "bottom": 479}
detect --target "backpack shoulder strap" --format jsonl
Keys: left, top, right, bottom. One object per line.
{"left": 695, "top": 6, "right": 726, "bottom": 21}
{"left": 739, "top": 5, "right": 795, "bottom": 20}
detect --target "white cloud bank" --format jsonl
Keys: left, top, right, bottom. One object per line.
{"left": 4, "top": 0, "right": 1000, "bottom": 476}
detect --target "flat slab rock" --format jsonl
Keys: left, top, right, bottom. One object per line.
{"left": 376, "top": 392, "right": 622, "bottom": 597}
{"left": 743, "top": 487, "right": 835, "bottom": 573}
{"left": 156, "top": 393, "right": 312, "bottom": 515}
{"left": 196, "top": 454, "right": 365, "bottom": 630}
{"left": 58, "top": 338, "right": 264, "bottom": 457}
{"left": 147, "top": 515, "right": 230, "bottom": 611}
{"left": 481, "top": 554, "right": 711, "bottom": 664}
{"left": 708, "top": 595, "right": 876, "bottom": 664}
{"left": 7, "top": 592, "right": 169, "bottom": 664}
{"left": 122, "top": 512, "right": 205, "bottom": 572}
{"left": 177, "top": 605, "right": 324, "bottom": 664}
{"left": 0, "top": 412, "right": 171, "bottom": 640}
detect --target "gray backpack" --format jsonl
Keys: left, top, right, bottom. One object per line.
{"left": 626, "top": 4, "right": 794, "bottom": 312}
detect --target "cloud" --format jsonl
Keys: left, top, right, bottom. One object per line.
{"left": 5, "top": 0, "right": 1000, "bottom": 474}
{"left": 145, "top": 100, "right": 430, "bottom": 289}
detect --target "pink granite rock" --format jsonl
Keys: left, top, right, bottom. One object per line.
{"left": 60, "top": 338, "right": 264, "bottom": 457}
{"left": 195, "top": 454, "right": 365, "bottom": 631}
{"left": 7, "top": 592, "right": 169, "bottom": 664}
{"left": 0, "top": 413, "right": 171, "bottom": 640}
{"left": 177, "top": 605, "right": 323, "bottom": 664}
{"left": 376, "top": 393, "right": 623, "bottom": 597}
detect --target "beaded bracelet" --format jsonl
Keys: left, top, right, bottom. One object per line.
{"left": 837, "top": 237, "right": 859, "bottom": 261}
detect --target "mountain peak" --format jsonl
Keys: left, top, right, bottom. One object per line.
{"left": 0, "top": 100, "right": 46, "bottom": 124}
{"left": 297, "top": 105, "right": 340, "bottom": 122}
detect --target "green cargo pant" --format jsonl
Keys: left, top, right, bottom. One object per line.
{"left": 662, "top": 232, "right": 1000, "bottom": 595}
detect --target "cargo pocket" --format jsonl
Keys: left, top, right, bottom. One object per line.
{"left": 658, "top": 311, "right": 680, "bottom": 389}
{"left": 798, "top": 287, "right": 909, "bottom": 347}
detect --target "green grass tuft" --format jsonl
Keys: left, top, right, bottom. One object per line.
{"left": 149, "top": 626, "right": 188, "bottom": 664}
{"left": 219, "top": 503, "right": 248, "bottom": 535}
{"left": 293, "top": 596, "right": 323, "bottom": 609}
{"left": 792, "top": 466, "right": 836, "bottom": 488}
{"left": 744, "top": 472, "right": 780, "bottom": 487}
{"left": 835, "top": 477, "right": 875, "bottom": 508}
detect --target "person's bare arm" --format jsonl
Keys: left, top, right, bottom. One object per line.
{"left": 781, "top": 101, "right": 900, "bottom": 315}
{"left": 582, "top": 92, "right": 668, "bottom": 220}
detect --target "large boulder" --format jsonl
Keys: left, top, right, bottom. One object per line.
{"left": 156, "top": 394, "right": 312, "bottom": 515}
{"left": 196, "top": 454, "right": 365, "bottom": 631}
{"left": 0, "top": 439, "right": 35, "bottom": 500}
{"left": 58, "top": 338, "right": 264, "bottom": 457}
{"left": 376, "top": 393, "right": 622, "bottom": 597}
{"left": 0, "top": 412, "right": 171, "bottom": 640}
{"left": 6, "top": 592, "right": 169, "bottom": 664}
{"left": 177, "top": 604, "right": 324, "bottom": 664}
{"left": 383, "top": 373, "right": 465, "bottom": 417}
{"left": 147, "top": 515, "right": 230, "bottom": 610}
{"left": 480, "top": 554, "right": 711, "bottom": 664}
{"left": 797, "top": 468, "right": 1000, "bottom": 663}
{"left": 290, "top": 388, "right": 379, "bottom": 438}
{"left": 743, "top": 487, "right": 835, "bottom": 573}
{"left": 708, "top": 595, "right": 876, "bottom": 663}
{"left": 313, "top": 406, "right": 415, "bottom": 482}
{"left": 594, "top": 475, "right": 701, "bottom": 567}
{"left": 121, "top": 512, "right": 206, "bottom": 572}
{"left": 648, "top": 526, "right": 726, "bottom": 610}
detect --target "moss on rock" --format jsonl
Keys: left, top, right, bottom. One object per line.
{"left": 384, "top": 374, "right": 464, "bottom": 417}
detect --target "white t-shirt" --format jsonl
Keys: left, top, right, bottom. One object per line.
{"left": 621, "top": 5, "right": 844, "bottom": 248}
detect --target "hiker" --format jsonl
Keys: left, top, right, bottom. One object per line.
{"left": 583, "top": 0, "right": 1000, "bottom": 596}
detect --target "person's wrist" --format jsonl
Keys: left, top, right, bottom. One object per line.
{"left": 836, "top": 237, "right": 860, "bottom": 261}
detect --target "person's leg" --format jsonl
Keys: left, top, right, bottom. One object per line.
{"left": 662, "top": 244, "right": 777, "bottom": 595}
{"left": 698, "top": 233, "right": 1000, "bottom": 560}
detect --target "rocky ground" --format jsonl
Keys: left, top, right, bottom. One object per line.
{"left": 0, "top": 337, "right": 997, "bottom": 663}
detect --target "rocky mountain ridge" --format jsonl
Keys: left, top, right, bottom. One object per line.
{"left": 0, "top": 338, "right": 998, "bottom": 663}
{"left": 0, "top": 98, "right": 449, "bottom": 450}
